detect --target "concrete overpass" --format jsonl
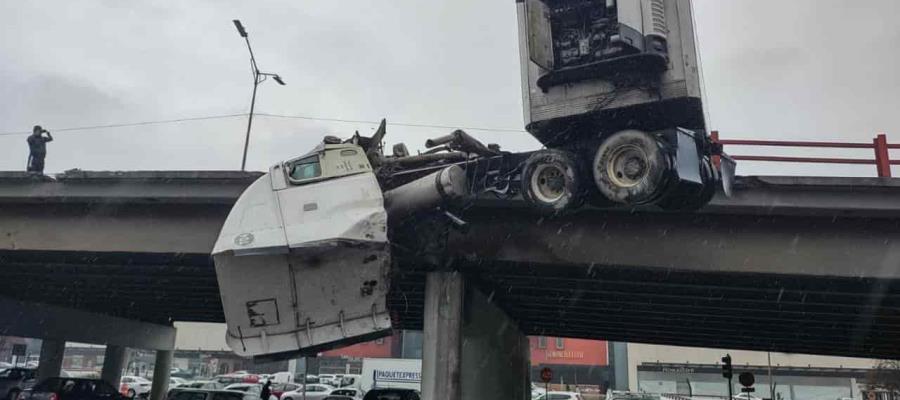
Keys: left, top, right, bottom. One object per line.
{"left": 0, "top": 170, "right": 899, "bottom": 365}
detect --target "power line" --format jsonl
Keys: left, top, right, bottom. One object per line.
{"left": 255, "top": 113, "right": 529, "bottom": 134}
{"left": 0, "top": 113, "right": 248, "bottom": 136}
{"left": 0, "top": 111, "right": 529, "bottom": 137}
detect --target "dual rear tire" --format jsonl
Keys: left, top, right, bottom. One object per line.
{"left": 520, "top": 149, "right": 583, "bottom": 215}
{"left": 521, "top": 130, "right": 682, "bottom": 214}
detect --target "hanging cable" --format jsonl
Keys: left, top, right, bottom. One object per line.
{"left": 255, "top": 113, "right": 529, "bottom": 134}
{"left": 0, "top": 112, "right": 530, "bottom": 137}
{"left": 0, "top": 113, "right": 248, "bottom": 136}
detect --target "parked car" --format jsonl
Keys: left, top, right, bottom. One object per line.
{"left": 293, "top": 376, "right": 317, "bottom": 385}
{"left": 315, "top": 376, "right": 337, "bottom": 388}
{"left": 269, "top": 383, "right": 299, "bottom": 399}
{"left": 329, "top": 377, "right": 343, "bottom": 388}
{"left": 19, "top": 378, "right": 128, "bottom": 400}
{"left": 214, "top": 376, "right": 258, "bottom": 386}
{"left": 535, "top": 392, "right": 584, "bottom": 400}
{"left": 0, "top": 368, "right": 37, "bottom": 400}
{"left": 168, "top": 370, "right": 194, "bottom": 380}
{"left": 280, "top": 384, "right": 334, "bottom": 400}
{"left": 168, "top": 379, "right": 187, "bottom": 388}
{"left": 361, "top": 389, "right": 420, "bottom": 400}
{"left": 531, "top": 383, "right": 547, "bottom": 399}
{"left": 166, "top": 388, "right": 251, "bottom": 400}
{"left": 119, "top": 377, "right": 151, "bottom": 399}
{"left": 176, "top": 382, "right": 224, "bottom": 391}
{"left": 222, "top": 384, "right": 274, "bottom": 400}
{"left": 336, "top": 376, "right": 359, "bottom": 390}
{"left": 328, "top": 389, "right": 362, "bottom": 400}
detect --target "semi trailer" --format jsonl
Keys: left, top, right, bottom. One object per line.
{"left": 212, "top": 0, "right": 734, "bottom": 359}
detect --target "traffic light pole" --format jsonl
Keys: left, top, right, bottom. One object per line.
{"left": 723, "top": 354, "right": 733, "bottom": 400}
{"left": 728, "top": 375, "right": 733, "bottom": 400}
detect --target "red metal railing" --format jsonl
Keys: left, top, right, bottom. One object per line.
{"left": 711, "top": 131, "right": 899, "bottom": 178}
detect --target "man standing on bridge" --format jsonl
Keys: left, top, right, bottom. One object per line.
{"left": 26, "top": 125, "right": 53, "bottom": 174}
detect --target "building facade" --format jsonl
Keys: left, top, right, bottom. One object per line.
{"left": 529, "top": 336, "right": 610, "bottom": 387}
{"left": 626, "top": 343, "right": 882, "bottom": 400}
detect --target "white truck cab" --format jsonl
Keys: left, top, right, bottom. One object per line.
{"left": 212, "top": 139, "right": 393, "bottom": 358}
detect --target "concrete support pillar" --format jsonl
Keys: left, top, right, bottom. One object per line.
{"left": 37, "top": 339, "right": 66, "bottom": 381}
{"left": 460, "top": 287, "right": 530, "bottom": 400}
{"left": 609, "top": 342, "right": 629, "bottom": 390}
{"left": 148, "top": 350, "right": 172, "bottom": 400}
{"left": 101, "top": 345, "right": 127, "bottom": 387}
{"left": 421, "top": 271, "right": 464, "bottom": 400}
{"left": 422, "top": 271, "right": 530, "bottom": 400}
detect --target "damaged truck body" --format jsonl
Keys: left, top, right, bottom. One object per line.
{"left": 213, "top": 0, "right": 735, "bottom": 359}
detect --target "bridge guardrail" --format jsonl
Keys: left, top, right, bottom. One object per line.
{"left": 711, "top": 131, "right": 898, "bottom": 177}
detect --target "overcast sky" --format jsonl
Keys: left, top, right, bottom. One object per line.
{"left": 1, "top": 0, "right": 898, "bottom": 176}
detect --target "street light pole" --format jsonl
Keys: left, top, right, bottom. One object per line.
{"left": 233, "top": 19, "right": 285, "bottom": 171}
{"left": 242, "top": 71, "right": 259, "bottom": 172}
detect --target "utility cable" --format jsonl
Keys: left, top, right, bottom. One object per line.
{"left": 255, "top": 113, "right": 528, "bottom": 134}
{"left": 0, "top": 113, "right": 248, "bottom": 136}
{"left": 0, "top": 112, "right": 530, "bottom": 137}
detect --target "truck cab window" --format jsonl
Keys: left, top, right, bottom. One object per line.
{"left": 288, "top": 155, "right": 322, "bottom": 182}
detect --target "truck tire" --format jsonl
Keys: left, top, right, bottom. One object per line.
{"left": 521, "top": 149, "right": 583, "bottom": 214}
{"left": 593, "top": 129, "right": 668, "bottom": 205}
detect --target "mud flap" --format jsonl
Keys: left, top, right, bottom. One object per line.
{"left": 719, "top": 154, "right": 737, "bottom": 197}
{"left": 673, "top": 128, "right": 703, "bottom": 185}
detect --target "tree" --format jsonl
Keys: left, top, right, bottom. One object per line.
{"left": 867, "top": 360, "right": 900, "bottom": 393}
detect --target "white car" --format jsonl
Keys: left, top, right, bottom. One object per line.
{"left": 535, "top": 392, "right": 584, "bottom": 400}
{"left": 120, "top": 376, "right": 152, "bottom": 398}
{"left": 338, "top": 375, "right": 361, "bottom": 389}
{"left": 531, "top": 383, "right": 548, "bottom": 399}
{"left": 280, "top": 384, "right": 334, "bottom": 400}
{"left": 169, "top": 378, "right": 188, "bottom": 387}
{"left": 328, "top": 388, "right": 363, "bottom": 400}
{"left": 733, "top": 393, "right": 763, "bottom": 400}
{"left": 317, "top": 375, "right": 338, "bottom": 387}
{"left": 223, "top": 383, "right": 278, "bottom": 400}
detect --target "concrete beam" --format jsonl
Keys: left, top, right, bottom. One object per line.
{"left": 36, "top": 340, "right": 65, "bottom": 381}
{"left": 448, "top": 209, "right": 900, "bottom": 279}
{"left": 0, "top": 170, "right": 261, "bottom": 205}
{"left": 0, "top": 204, "right": 224, "bottom": 254}
{"left": 101, "top": 345, "right": 127, "bottom": 387}
{"left": 706, "top": 176, "right": 900, "bottom": 217}
{"left": 0, "top": 296, "right": 175, "bottom": 350}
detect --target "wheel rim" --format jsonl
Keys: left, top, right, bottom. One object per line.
{"left": 606, "top": 144, "right": 650, "bottom": 188}
{"left": 530, "top": 164, "right": 567, "bottom": 204}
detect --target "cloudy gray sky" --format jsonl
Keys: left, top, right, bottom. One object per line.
{"left": 1, "top": 0, "right": 898, "bottom": 176}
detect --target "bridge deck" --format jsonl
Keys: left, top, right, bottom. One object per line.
{"left": 1, "top": 171, "right": 899, "bottom": 358}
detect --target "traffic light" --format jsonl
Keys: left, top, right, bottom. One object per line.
{"left": 722, "top": 354, "right": 733, "bottom": 379}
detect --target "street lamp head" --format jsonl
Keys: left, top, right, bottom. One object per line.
{"left": 233, "top": 20, "right": 248, "bottom": 38}
{"left": 273, "top": 75, "right": 286, "bottom": 85}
